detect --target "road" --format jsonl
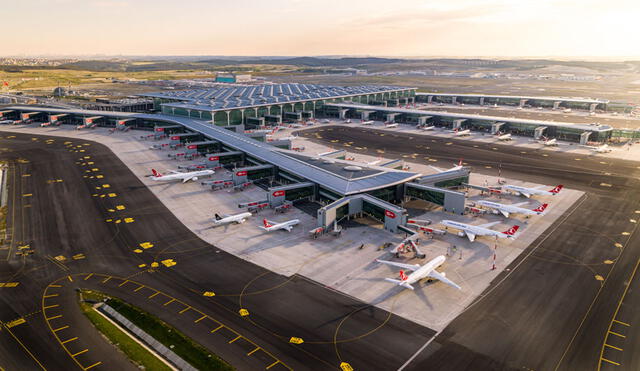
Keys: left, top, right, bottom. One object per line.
{"left": 0, "top": 132, "right": 434, "bottom": 371}
{"left": 300, "top": 126, "right": 640, "bottom": 370}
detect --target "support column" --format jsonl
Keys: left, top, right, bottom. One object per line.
{"left": 553, "top": 101, "right": 561, "bottom": 110}
{"left": 479, "top": 97, "right": 484, "bottom": 105}
{"left": 427, "top": 95, "right": 433, "bottom": 103}
{"left": 519, "top": 99, "right": 527, "bottom": 108}
{"left": 240, "top": 109, "right": 245, "bottom": 124}
{"left": 452, "top": 96, "right": 457, "bottom": 104}
{"left": 589, "top": 103, "right": 597, "bottom": 112}
{"left": 225, "top": 111, "right": 230, "bottom": 125}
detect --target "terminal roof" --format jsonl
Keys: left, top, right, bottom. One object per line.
{"left": 140, "top": 83, "right": 413, "bottom": 112}
{"left": 326, "top": 102, "right": 613, "bottom": 132}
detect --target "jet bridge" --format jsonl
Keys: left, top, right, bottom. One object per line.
{"left": 534, "top": 126, "right": 547, "bottom": 140}
{"left": 267, "top": 182, "right": 316, "bottom": 206}
{"left": 153, "top": 124, "right": 184, "bottom": 139}
{"left": 83, "top": 116, "right": 104, "bottom": 126}
{"left": 115, "top": 118, "right": 137, "bottom": 131}
{"left": 48, "top": 114, "right": 70, "bottom": 125}
{"left": 452, "top": 119, "right": 466, "bottom": 129}
{"left": 491, "top": 122, "right": 505, "bottom": 134}
{"left": 168, "top": 132, "right": 202, "bottom": 147}
{"left": 317, "top": 194, "right": 408, "bottom": 233}
{"left": 184, "top": 140, "right": 219, "bottom": 155}
{"left": 580, "top": 131, "right": 592, "bottom": 145}
{"left": 232, "top": 164, "right": 274, "bottom": 185}
{"left": 405, "top": 183, "right": 466, "bottom": 214}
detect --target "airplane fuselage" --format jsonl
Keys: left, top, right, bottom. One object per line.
{"left": 151, "top": 169, "right": 214, "bottom": 182}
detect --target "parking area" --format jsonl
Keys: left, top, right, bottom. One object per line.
{"left": 0, "top": 123, "right": 583, "bottom": 331}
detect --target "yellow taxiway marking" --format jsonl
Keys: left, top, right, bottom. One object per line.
{"left": 47, "top": 315, "right": 63, "bottom": 320}
{"left": 84, "top": 273, "right": 94, "bottom": 281}
{"left": 609, "top": 331, "right": 626, "bottom": 338}
{"left": 134, "top": 285, "right": 144, "bottom": 292}
{"left": 118, "top": 280, "right": 129, "bottom": 287}
{"left": 101, "top": 276, "right": 111, "bottom": 283}
{"left": 163, "top": 298, "right": 176, "bottom": 306}
{"left": 72, "top": 349, "right": 89, "bottom": 357}
{"left": 601, "top": 358, "right": 620, "bottom": 366}
{"left": 604, "top": 344, "right": 623, "bottom": 351}
{"left": 247, "top": 347, "right": 260, "bottom": 356}
{"left": 210, "top": 325, "right": 224, "bottom": 333}
{"left": 148, "top": 292, "right": 160, "bottom": 299}
{"left": 229, "top": 335, "right": 241, "bottom": 344}
{"left": 84, "top": 361, "right": 102, "bottom": 370}
{"left": 53, "top": 325, "right": 69, "bottom": 332}
{"left": 0, "top": 282, "right": 20, "bottom": 287}
{"left": 116, "top": 205, "right": 125, "bottom": 210}
{"left": 43, "top": 294, "right": 59, "bottom": 298}
{"left": 61, "top": 337, "right": 78, "bottom": 344}
{"left": 340, "top": 362, "right": 354, "bottom": 371}
{"left": 613, "top": 320, "right": 629, "bottom": 326}
{"left": 178, "top": 306, "right": 191, "bottom": 314}
{"left": 44, "top": 304, "right": 60, "bottom": 309}
{"left": 22, "top": 193, "right": 32, "bottom": 197}
{"left": 266, "top": 361, "right": 280, "bottom": 369}
{"left": 195, "top": 315, "right": 207, "bottom": 323}
{"left": 289, "top": 337, "right": 304, "bottom": 344}
{"left": 6, "top": 318, "right": 26, "bottom": 328}
{"left": 239, "top": 308, "right": 249, "bottom": 317}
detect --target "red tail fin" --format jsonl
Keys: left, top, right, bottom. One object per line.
{"left": 151, "top": 169, "right": 162, "bottom": 177}
{"left": 533, "top": 203, "right": 548, "bottom": 213}
{"left": 549, "top": 185, "right": 563, "bottom": 194}
{"left": 458, "top": 159, "right": 463, "bottom": 166}
{"left": 399, "top": 270, "right": 408, "bottom": 281}
{"left": 503, "top": 225, "right": 520, "bottom": 236}
{"left": 263, "top": 218, "right": 272, "bottom": 228}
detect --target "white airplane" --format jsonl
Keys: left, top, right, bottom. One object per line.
{"left": 376, "top": 255, "right": 461, "bottom": 291}
{"left": 212, "top": 212, "right": 252, "bottom": 226}
{"left": 430, "top": 159, "right": 464, "bottom": 173}
{"left": 150, "top": 168, "right": 215, "bottom": 183}
{"left": 539, "top": 137, "right": 558, "bottom": 146}
{"left": 453, "top": 128, "right": 471, "bottom": 136}
{"left": 503, "top": 184, "right": 563, "bottom": 198}
{"left": 583, "top": 144, "right": 612, "bottom": 153}
{"left": 477, "top": 200, "right": 548, "bottom": 218}
{"left": 385, "top": 122, "right": 399, "bottom": 128}
{"left": 367, "top": 158, "right": 383, "bottom": 166}
{"left": 441, "top": 220, "right": 520, "bottom": 242}
{"left": 419, "top": 125, "right": 435, "bottom": 131}
{"left": 260, "top": 218, "right": 300, "bottom": 232}
{"left": 497, "top": 133, "right": 512, "bottom": 141}
{"left": 362, "top": 120, "right": 374, "bottom": 125}
{"left": 0, "top": 120, "right": 13, "bottom": 125}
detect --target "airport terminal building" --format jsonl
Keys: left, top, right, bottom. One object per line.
{"left": 140, "top": 83, "right": 416, "bottom": 127}
{"left": 1, "top": 104, "right": 470, "bottom": 233}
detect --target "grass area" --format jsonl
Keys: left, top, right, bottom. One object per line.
{"left": 78, "top": 290, "right": 232, "bottom": 371}
{"left": 78, "top": 298, "right": 172, "bottom": 371}
{"left": 105, "top": 297, "right": 233, "bottom": 371}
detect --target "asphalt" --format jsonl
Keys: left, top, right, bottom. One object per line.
{"left": 299, "top": 125, "right": 640, "bottom": 370}
{"left": 0, "top": 132, "right": 435, "bottom": 371}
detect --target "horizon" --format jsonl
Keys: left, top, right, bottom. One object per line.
{"left": 4, "top": 0, "right": 639, "bottom": 58}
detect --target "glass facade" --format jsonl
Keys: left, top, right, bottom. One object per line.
{"left": 406, "top": 186, "right": 445, "bottom": 206}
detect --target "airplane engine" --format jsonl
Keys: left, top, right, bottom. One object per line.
{"left": 193, "top": 177, "right": 199, "bottom": 181}
{"left": 457, "top": 232, "right": 465, "bottom": 237}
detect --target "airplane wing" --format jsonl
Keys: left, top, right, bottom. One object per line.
{"left": 465, "top": 232, "right": 476, "bottom": 242}
{"left": 383, "top": 278, "right": 415, "bottom": 290}
{"left": 520, "top": 192, "right": 532, "bottom": 198}
{"left": 531, "top": 185, "right": 544, "bottom": 190}
{"left": 499, "top": 209, "right": 510, "bottom": 218}
{"left": 477, "top": 221, "right": 500, "bottom": 229}
{"left": 428, "top": 270, "right": 461, "bottom": 290}
{"left": 376, "top": 259, "right": 420, "bottom": 271}
{"left": 182, "top": 176, "right": 193, "bottom": 183}
{"left": 513, "top": 202, "right": 528, "bottom": 207}
{"left": 169, "top": 170, "right": 181, "bottom": 174}
{"left": 429, "top": 165, "right": 444, "bottom": 173}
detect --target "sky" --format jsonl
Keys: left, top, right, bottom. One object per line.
{"left": 4, "top": 0, "right": 640, "bottom": 58}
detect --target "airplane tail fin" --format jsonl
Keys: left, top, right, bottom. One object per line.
{"left": 399, "top": 270, "right": 408, "bottom": 281}
{"left": 533, "top": 203, "right": 548, "bottom": 213}
{"left": 151, "top": 169, "right": 162, "bottom": 177}
{"left": 502, "top": 225, "right": 520, "bottom": 236}
{"left": 214, "top": 213, "right": 221, "bottom": 220}
{"left": 549, "top": 185, "right": 563, "bottom": 194}
{"left": 457, "top": 159, "right": 463, "bottom": 166}
{"left": 262, "top": 218, "right": 272, "bottom": 228}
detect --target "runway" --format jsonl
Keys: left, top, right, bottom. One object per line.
{"left": 0, "top": 132, "right": 434, "bottom": 370}
{"left": 300, "top": 126, "right": 640, "bottom": 370}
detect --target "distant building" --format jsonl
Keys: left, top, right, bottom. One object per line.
{"left": 215, "top": 73, "right": 252, "bottom": 83}
{"left": 52, "top": 87, "right": 68, "bottom": 97}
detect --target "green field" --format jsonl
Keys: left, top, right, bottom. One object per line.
{"left": 78, "top": 295, "right": 172, "bottom": 371}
